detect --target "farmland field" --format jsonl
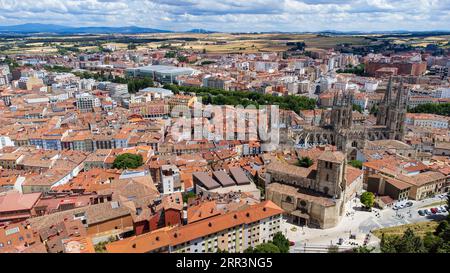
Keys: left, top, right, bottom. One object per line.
{"left": 1, "top": 32, "right": 449, "bottom": 55}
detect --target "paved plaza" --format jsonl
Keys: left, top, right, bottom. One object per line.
{"left": 284, "top": 194, "right": 449, "bottom": 253}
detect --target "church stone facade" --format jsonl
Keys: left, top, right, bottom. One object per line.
{"left": 265, "top": 77, "right": 408, "bottom": 229}
{"left": 265, "top": 150, "right": 347, "bottom": 229}
{"left": 292, "top": 77, "right": 408, "bottom": 159}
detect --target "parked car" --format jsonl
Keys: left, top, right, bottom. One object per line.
{"left": 440, "top": 206, "right": 447, "bottom": 213}
{"left": 406, "top": 201, "right": 413, "bottom": 207}
{"left": 436, "top": 207, "right": 442, "bottom": 213}
{"left": 425, "top": 209, "right": 432, "bottom": 215}
{"left": 430, "top": 208, "right": 437, "bottom": 214}
{"left": 418, "top": 210, "right": 425, "bottom": 216}
{"left": 289, "top": 241, "right": 295, "bottom": 246}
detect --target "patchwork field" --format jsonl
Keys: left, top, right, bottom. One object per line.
{"left": 0, "top": 32, "right": 449, "bottom": 55}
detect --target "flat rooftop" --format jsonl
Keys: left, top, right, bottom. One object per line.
{"left": 128, "top": 65, "right": 197, "bottom": 75}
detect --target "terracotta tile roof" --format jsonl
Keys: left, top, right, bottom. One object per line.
{"left": 266, "top": 160, "right": 313, "bottom": 179}
{"left": 346, "top": 166, "right": 363, "bottom": 186}
{"left": 187, "top": 201, "right": 220, "bottom": 224}
{"left": 383, "top": 176, "right": 412, "bottom": 191}
{"left": 162, "top": 192, "right": 183, "bottom": 211}
{"left": 105, "top": 200, "right": 283, "bottom": 253}
{"left": 318, "top": 150, "right": 345, "bottom": 163}
{"left": 0, "top": 191, "right": 42, "bottom": 212}
{"left": 401, "top": 171, "right": 446, "bottom": 187}
{"left": 267, "top": 183, "right": 336, "bottom": 207}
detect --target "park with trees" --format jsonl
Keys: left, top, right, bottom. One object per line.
{"left": 163, "top": 84, "right": 316, "bottom": 114}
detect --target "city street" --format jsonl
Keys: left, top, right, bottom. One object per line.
{"left": 284, "top": 194, "right": 449, "bottom": 253}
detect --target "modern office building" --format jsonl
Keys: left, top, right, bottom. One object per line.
{"left": 126, "top": 65, "right": 198, "bottom": 84}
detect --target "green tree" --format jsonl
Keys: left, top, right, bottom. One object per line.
{"left": 380, "top": 233, "right": 397, "bottom": 253}
{"left": 352, "top": 104, "right": 363, "bottom": 113}
{"left": 182, "top": 191, "right": 196, "bottom": 203}
{"left": 164, "top": 51, "right": 177, "bottom": 58}
{"left": 297, "top": 156, "right": 314, "bottom": 168}
{"left": 370, "top": 104, "right": 378, "bottom": 116}
{"left": 113, "top": 154, "right": 143, "bottom": 170}
{"left": 253, "top": 243, "right": 281, "bottom": 253}
{"left": 434, "top": 221, "right": 449, "bottom": 237}
{"left": 336, "top": 64, "right": 365, "bottom": 76}
{"left": 380, "top": 229, "right": 426, "bottom": 253}
{"left": 243, "top": 246, "right": 255, "bottom": 253}
{"left": 94, "top": 236, "right": 117, "bottom": 253}
{"left": 327, "top": 245, "right": 339, "bottom": 253}
{"left": 272, "top": 232, "right": 290, "bottom": 253}
{"left": 353, "top": 246, "right": 375, "bottom": 253}
{"left": 162, "top": 84, "right": 316, "bottom": 114}
{"left": 44, "top": 65, "right": 72, "bottom": 73}
{"left": 360, "top": 192, "right": 375, "bottom": 209}
{"left": 177, "top": 55, "right": 188, "bottom": 63}
{"left": 396, "top": 228, "right": 426, "bottom": 253}
{"left": 408, "top": 103, "right": 450, "bottom": 116}
{"left": 349, "top": 160, "right": 363, "bottom": 169}
{"left": 423, "top": 232, "right": 443, "bottom": 253}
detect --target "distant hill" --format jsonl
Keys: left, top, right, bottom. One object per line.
{"left": 0, "top": 23, "right": 172, "bottom": 34}
{"left": 185, "top": 29, "right": 217, "bottom": 34}
{"left": 0, "top": 24, "right": 448, "bottom": 35}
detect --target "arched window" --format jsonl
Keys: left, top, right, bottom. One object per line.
{"left": 326, "top": 174, "right": 329, "bottom": 181}
{"left": 285, "top": 196, "right": 293, "bottom": 203}
{"left": 323, "top": 187, "right": 329, "bottom": 195}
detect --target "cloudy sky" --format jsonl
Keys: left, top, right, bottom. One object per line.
{"left": 0, "top": 0, "right": 449, "bottom": 32}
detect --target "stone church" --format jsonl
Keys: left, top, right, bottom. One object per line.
{"left": 292, "top": 77, "right": 408, "bottom": 160}
{"left": 265, "top": 77, "right": 406, "bottom": 229}
{"left": 264, "top": 149, "right": 350, "bottom": 229}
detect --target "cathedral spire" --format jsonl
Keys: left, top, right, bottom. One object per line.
{"left": 395, "top": 77, "right": 404, "bottom": 107}
{"left": 384, "top": 76, "right": 393, "bottom": 104}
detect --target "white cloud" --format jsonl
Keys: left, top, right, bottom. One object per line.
{"left": 0, "top": 0, "right": 448, "bottom": 32}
